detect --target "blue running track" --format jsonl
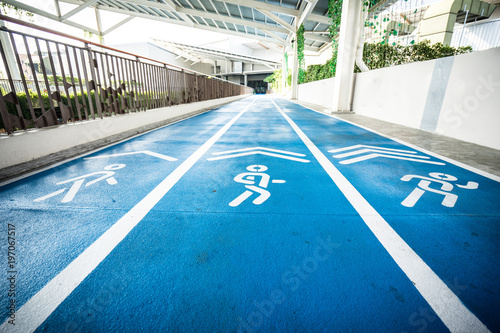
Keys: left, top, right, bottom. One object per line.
{"left": 1, "top": 96, "right": 499, "bottom": 332}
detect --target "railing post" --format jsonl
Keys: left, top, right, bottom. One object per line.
{"left": 86, "top": 44, "right": 103, "bottom": 119}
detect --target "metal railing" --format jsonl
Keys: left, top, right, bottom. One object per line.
{"left": 0, "top": 15, "right": 252, "bottom": 134}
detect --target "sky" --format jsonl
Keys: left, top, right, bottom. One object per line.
{"left": 3, "top": 0, "right": 255, "bottom": 47}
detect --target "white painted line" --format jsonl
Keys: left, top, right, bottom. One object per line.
{"left": 212, "top": 146, "right": 307, "bottom": 157}
{"left": 339, "top": 153, "right": 445, "bottom": 165}
{"left": 271, "top": 99, "right": 490, "bottom": 333}
{"left": 84, "top": 150, "right": 178, "bottom": 161}
{"left": 207, "top": 151, "right": 310, "bottom": 163}
{"left": 332, "top": 149, "right": 429, "bottom": 159}
{"left": 328, "top": 144, "right": 419, "bottom": 154}
{"left": 33, "top": 188, "right": 66, "bottom": 202}
{"left": 289, "top": 100, "right": 500, "bottom": 183}
{"left": 333, "top": 116, "right": 500, "bottom": 182}
{"left": 0, "top": 98, "right": 256, "bottom": 333}
{"left": 0, "top": 103, "right": 230, "bottom": 188}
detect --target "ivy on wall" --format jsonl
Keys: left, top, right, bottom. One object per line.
{"left": 299, "top": 40, "right": 472, "bottom": 83}
{"left": 297, "top": 24, "right": 305, "bottom": 84}
{"left": 327, "top": 0, "right": 342, "bottom": 76}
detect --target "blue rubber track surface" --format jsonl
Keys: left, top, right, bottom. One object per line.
{"left": 0, "top": 96, "right": 498, "bottom": 332}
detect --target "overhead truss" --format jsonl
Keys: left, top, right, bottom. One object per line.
{"left": 3, "top": 0, "right": 333, "bottom": 52}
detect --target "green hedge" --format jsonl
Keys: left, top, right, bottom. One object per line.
{"left": 0, "top": 87, "right": 182, "bottom": 131}
{"left": 355, "top": 40, "right": 472, "bottom": 72}
{"left": 265, "top": 40, "right": 473, "bottom": 86}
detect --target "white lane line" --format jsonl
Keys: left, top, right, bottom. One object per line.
{"left": 1, "top": 98, "right": 256, "bottom": 333}
{"left": 288, "top": 100, "right": 500, "bottom": 183}
{"left": 271, "top": 99, "right": 490, "bottom": 333}
{"left": 84, "top": 150, "right": 178, "bottom": 162}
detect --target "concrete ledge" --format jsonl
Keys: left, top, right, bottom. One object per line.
{"left": 0, "top": 95, "right": 249, "bottom": 182}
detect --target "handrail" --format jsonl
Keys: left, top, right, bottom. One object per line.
{"left": 0, "top": 15, "right": 252, "bottom": 134}
{"left": 0, "top": 14, "right": 232, "bottom": 82}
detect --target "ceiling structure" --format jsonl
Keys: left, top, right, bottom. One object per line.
{"left": 4, "top": 0, "right": 335, "bottom": 54}
{"left": 152, "top": 38, "right": 281, "bottom": 69}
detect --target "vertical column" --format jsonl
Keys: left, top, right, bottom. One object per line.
{"left": 291, "top": 33, "right": 299, "bottom": 99}
{"left": 281, "top": 51, "right": 287, "bottom": 95}
{"left": 244, "top": 74, "right": 247, "bottom": 87}
{"left": 331, "top": 0, "right": 363, "bottom": 112}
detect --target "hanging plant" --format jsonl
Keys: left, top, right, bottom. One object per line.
{"left": 0, "top": 3, "right": 34, "bottom": 21}
{"left": 297, "top": 24, "right": 305, "bottom": 84}
{"left": 327, "top": 0, "right": 342, "bottom": 76}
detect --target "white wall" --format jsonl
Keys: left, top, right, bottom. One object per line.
{"left": 0, "top": 95, "right": 248, "bottom": 169}
{"left": 297, "top": 77, "right": 336, "bottom": 110}
{"left": 436, "top": 47, "right": 500, "bottom": 149}
{"left": 297, "top": 47, "right": 500, "bottom": 150}
{"left": 352, "top": 60, "right": 436, "bottom": 129}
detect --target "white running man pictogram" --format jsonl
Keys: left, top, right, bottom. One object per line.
{"left": 34, "top": 164, "right": 126, "bottom": 203}
{"left": 401, "top": 172, "right": 478, "bottom": 208}
{"left": 229, "top": 165, "right": 285, "bottom": 207}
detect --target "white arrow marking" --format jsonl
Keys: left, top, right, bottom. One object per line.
{"left": 208, "top": 147, "right": 310, "bottom": 163}
{"left": 212, "top": 147, "right": 306, "bottom": 157}
{"left": 329, "top": 145, "right": 445, "bottom": 165}
{"left": 328, "top": 145, "right": 418, "bottom": 154}
{"left": 332, "top": 148, "right": 430, "bottom": 160}
{"left": 339, "top": 153, "right": 445, "bottom": 165}
{"left": 84, "top": 150, "right": 177, "bottom": 162}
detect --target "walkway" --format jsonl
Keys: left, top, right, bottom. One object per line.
{"left": 1, "top": 96, "right": 499, "bottom": 332}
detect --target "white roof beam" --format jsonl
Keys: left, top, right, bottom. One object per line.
{"left": 218, "top": 0, "right": 298, "bottom": 17}
{"left": 297, "top": 0, "right": 319, "bottom": 27}
{"left": 54, "top": 0, "right": 62, "bottom": 16}
{"left": 85, "top": 2, "right": 284, "bottom": 45}
{"left": 259, "top": 41, "right": 283, "bottom": 55}
{"left": 304, "top": 32, "right": 331, "bottom": 43}
{"left": 129, "top": 0, "right": 193, "bottom": 25}
{"left": 61, "top": 0, "right": 100, "bottom": 21}
{"left": 102, "top": 15, "right": 134, "bottom": 34}
{"left": 256, "top": 9, "right": 294, "bottom": 32}
{"left": 308, "top": 13, "right": 330, "bottom": 25}
{"left": 260, "top": 28, "right": 287, "bottom": 45}
{"left": 180, "top": 7, "right": 289, "bottom": 34}
{"left": 304, "top": 44, "right": 319, "bottom": 53}
{"left": 124, "top": 0, "right": 288, "bottom": 33}
{"left": 3, "top": 0, "right": 100, "bottom": 34}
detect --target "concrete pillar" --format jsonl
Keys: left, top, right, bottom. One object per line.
{"left": 0, "top": 20, "right": 21, "bottom": 80}
{"left": 331, "top": 0, "right": 363, "bottom": 112}
{"left": 244, "top": 74, "right": 247, "bottom": 86}
{"left": 291, "top": 33, "right": 299, "bottom": 99}
{"left": 281, "top": 52, "right": 287, "bottom": 95}
{"left": 95, "top": 8, "right": 105, "bottom": 45}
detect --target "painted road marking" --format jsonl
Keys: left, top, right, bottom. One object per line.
{"left": 400, "top": 172, "right": 479, "bottom": 208}
{"left": 208, "top": 146, "right": 310, "bottom": 163}
{"left": 305, "top": 106, "right": 500, "bottom": 183}
{"left": 229, "top": 164, "right": 286, "bottom": 207}
{"left": 0, "top": 98, "right": 256, "bottom": 333}
{"left": 84, "top": 150, "right": 178, "bottom": 161}
{"left": 34, "top": 163, "right": 127, "bottom": 203}
{"left": 271, "top": 98, "right": 489, "bottom": 333}
{"left": 329, "top": 145, "right": 445, "bottom": 165}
